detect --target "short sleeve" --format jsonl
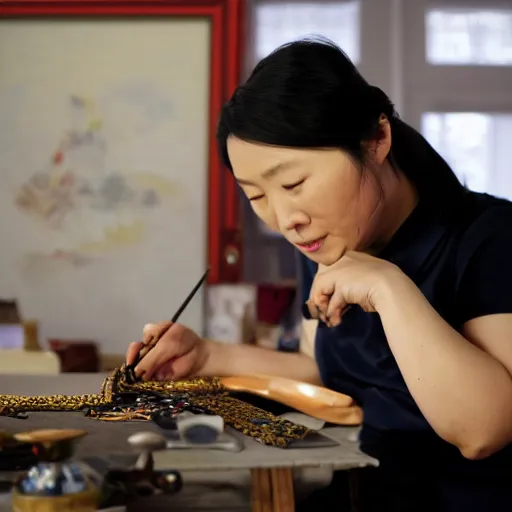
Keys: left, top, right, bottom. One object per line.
{"left": 297, "top": 252, "right": 318, "bottom": 315}
{"left": 455, "top": 205, "right": 512, "bottom": 325}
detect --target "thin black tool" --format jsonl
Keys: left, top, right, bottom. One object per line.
{"left": 125, "top": 268, "right": 210, "bottom": 382}
{"left": 169, "top": 267, "right": 210, "bottom": 324}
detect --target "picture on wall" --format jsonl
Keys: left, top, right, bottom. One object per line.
{"left": 0, "top": 1, "right": 242, "bottom": 352}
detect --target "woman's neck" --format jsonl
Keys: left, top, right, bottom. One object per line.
{"left": 367, "top": 171, "right": 418, "bottom": 255}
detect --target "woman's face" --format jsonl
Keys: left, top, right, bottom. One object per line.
{"left": 227, "top": 123, "right": 402, "bottom": 265}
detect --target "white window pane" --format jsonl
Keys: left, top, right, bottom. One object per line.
{"left": 422, "top": 112, "right": 512, "bottom": 200}
{"left": 426, "top": 8, "right": 512, "bottom": 66}
{"left": 254, "top": 1, "right": 360, "bottom": 64}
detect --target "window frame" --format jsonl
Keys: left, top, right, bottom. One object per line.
{"left": 245, "top": 0, "right": 396, "bottom": 91}
{"left": 402, "top": 0, "right": 512, "bottom": 131}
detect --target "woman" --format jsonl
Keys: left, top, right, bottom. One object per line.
{"left": 126, "top": 39, "right": 512, "bottom": 511}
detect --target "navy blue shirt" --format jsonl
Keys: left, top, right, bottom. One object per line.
{"left": 299, "top": 192, "right": 512, "bottom": 510}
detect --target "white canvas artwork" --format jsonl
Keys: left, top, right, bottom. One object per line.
{"left": 0, "top": 18, "right": 210, "bottom": 353}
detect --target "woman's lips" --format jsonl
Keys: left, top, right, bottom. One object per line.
{"left": 296, "top": 237, "right": 325, "bottom": 253}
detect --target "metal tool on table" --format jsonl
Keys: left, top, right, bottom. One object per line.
{"left": 152, "top": 409, "right": 245, "bottom": 452}
{"left": 98, "top": 431, "right": 182, "bottom": 509}
{"left": 125, "top": 268, "right": 210, "bottom": 384}
{"left": 81, "top": 421, "right": 240, "bottom": 510}
{"left": 164, "top": 429, "right": 245, "bottom": 452}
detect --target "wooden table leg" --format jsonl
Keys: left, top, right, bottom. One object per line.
{"left": 251, "top": 468, "right": 295, "bottom": 512}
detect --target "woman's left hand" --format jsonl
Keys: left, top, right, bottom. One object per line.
{"left": 307, "top": 251, "right": 405, "bottom": 326}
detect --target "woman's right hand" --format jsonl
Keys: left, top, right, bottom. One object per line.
{"left": 125, "top": 322, "right": 210, "bottom": 381}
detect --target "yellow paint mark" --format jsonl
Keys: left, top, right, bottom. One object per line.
{"left": 48, "top": 175, "right": 62, "bottom": 188}
{"left": 79, "top": 221, "right": 145, "bottom": 252}
{"left": 89, "top": 119, "right": 103, "bottom": 131}
{"left": 128, "top": 173, "right": 180, "bottom": 196}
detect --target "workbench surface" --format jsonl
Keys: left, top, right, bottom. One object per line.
{"left": 0, "top": 373, "right": 377, "bottom": 511}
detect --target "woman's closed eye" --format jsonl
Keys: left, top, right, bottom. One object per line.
{"left": 282, "top": 179, "right": 305, "bottom": 191}
{"left": 247, "top": 179, "right": 305, "bottom": 201}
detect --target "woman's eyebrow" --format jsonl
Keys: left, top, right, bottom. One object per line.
{"left": 236, "top": 161, "right": 298, "bottom": 185}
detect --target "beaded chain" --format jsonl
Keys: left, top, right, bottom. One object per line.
{"left": 0, "top": 365, "right": 309, "bottom": 448}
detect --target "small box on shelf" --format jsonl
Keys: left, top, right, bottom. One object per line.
{"left": 0, "top": 299, "right": 41, "bottom": 351}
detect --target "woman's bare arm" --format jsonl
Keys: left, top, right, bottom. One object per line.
{"left": 202, "top": 318, "right": 322, "bottom": 385}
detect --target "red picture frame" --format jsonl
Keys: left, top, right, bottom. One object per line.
{"left": 0, "top": 0, "right": 244, "bottom": 285}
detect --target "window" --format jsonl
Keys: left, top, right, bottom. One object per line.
{"left": 254, "top": 1, "right": 361, "bottom": 64}
{"left": 422, "top": 112, "right": 512, "bottom": 199}
{"left": 426, "top": 8, "right": 512, "bottom": 66}
{"left": 403, "top": 2, "right": 512, "bottom": 177}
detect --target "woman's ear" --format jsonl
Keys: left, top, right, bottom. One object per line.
{"left": 363, "top": 115, "right": 392, "bottom": 166}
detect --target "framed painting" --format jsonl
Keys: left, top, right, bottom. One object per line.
{"left": 0, "top": 0, "right": 244, "bottom": 350}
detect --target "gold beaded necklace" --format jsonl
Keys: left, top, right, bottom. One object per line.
{"left": 0, "top": 365, "right": 309, "bottom": 448}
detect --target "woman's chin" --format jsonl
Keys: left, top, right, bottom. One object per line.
{"left": 309, "top": 248, "right": 347, "bottom": 267}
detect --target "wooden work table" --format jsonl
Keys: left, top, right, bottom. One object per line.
{"left": 0, "top": 374, "right": 377, "bottom": 511}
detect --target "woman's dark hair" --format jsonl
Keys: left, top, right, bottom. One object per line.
{"left": 217, "top": 38, "right": 469, "bottom": 217}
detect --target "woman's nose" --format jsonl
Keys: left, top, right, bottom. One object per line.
{"left": 282, "top": 211, "right": 310, "bottom": 232}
